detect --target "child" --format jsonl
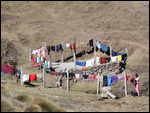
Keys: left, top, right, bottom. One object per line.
{"left": 135, "top": 74, "right": 140, "bottom": 96}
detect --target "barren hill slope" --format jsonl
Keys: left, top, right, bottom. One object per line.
{"left": 1, "top": 0, "right": 149, "bottom": 97}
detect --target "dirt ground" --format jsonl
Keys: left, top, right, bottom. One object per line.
{"left": 1, "top": 78, "right": 149, "bottom": 112}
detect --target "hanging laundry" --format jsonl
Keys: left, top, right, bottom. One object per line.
{"left": 48, "top": 61, "right": 51, "bottom": 68}
{"left": 3, "top": 64, "right": 12, "bottom": 74}
{"left": 86, "top": 59, "right": 94, "bottom": 67}
{"left": 56, "top": 44, "right": 63, "bottom": 52}
{"left": 100, "top": 44, "right": 108, "bottom": 52}
{"left": 96, "top": 57, "right": 100, "bottom": 65}
{"left": 126, "top": 75, "right": 130, "bottom": 80}
{"left": 122, "top": 54, "right": 127, "bottom": 60}
{"left": 37, "top": 57, "right": 40, "bottom": 63}
{"left": 106, "top": 57, "right": 110, "bottom": 63}
{"left": 103, "top": 76, "right": 107, "bottom": 86}
{"left": 83, "top": 75, "right": 88, "bottom": 79}
{"left": 88, "top": 75, "right": 94, "bottom": 82}
{"left": 112, "top": 76, "right": 118, "bottom": 83}
{"left": 117, "top": 55, "right": 122, "bottom": 61}
{"left": 100, "top": 57, "right": 106, "bottom": 64}
{"left": 89, "top": 39, "right": 93, "bottom": 47}
{"left": 32, "top": 56, "right": 35, "bottom": 66}
{"left": 111, "top": 56, "right": 118, "bottom": 62}
{"left": 52, "top": 71, "right": 56, "bottom": 76}
{"left": 51, "top": 46, "right": 55, "bottom": 51}
{"left": 112, "top": 50, "right": 117, "bottom": 56}
{"left": 76, "top": 61, "right": 86, "bottom": 66}
{"left": 80, "top": 74, "right": 83, "bottom": 80}
{"left": 50, "top": 67, "right": 55, "bottom": 72}
{"left": 99, "top": 75, "right": 103, "bottom": 81}
{"left": 37, "top": 74, "right": 42, "bottom": 80}
{"left": 45, "top": 61, "right": 49, "bottom": 68}
{"left": 40, "top": 47, "right": 45, "bottom": 57}
{"left": 75, "top": 74, "right": 80, "bottom": 80}
{"left": 107, "top": 76, "right": 112, "bottom": 86}
{"left": 118, "top": 75, "right": 124, "bottom": 80}
{"left": 23, "top": 74, "right": 29, "bottom": 82}
{"left": 96, "top": 41, "right": 101, "bottom": 49}
{"left": 117, "top": 52, "right": 125, "bottom": 56}
{"left": 29, "top": 74, "right": 37, "bottom": 82}
{"left": 32, "top": 50, "right": 38, "bottom": 55}
{"left": 47, "top": 46, "right": 51, "bottom": 55}
{"left": 35, "top": 57, "right": 37, "bottom": 63}
{"left": 130, "top": 77, "right": 135, "bottom": 85}
{"left": 70, "top": 44, "right": 75, "bottom": 52}
{"left": 93, "top": 75, "right": 97, "bottom": 80}
{"left": 66, "top": 44, "right": 70, "bottom": 48}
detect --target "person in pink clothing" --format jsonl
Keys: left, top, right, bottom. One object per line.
{"left": 135, "top": 74, "right": 140, "bottom": 96}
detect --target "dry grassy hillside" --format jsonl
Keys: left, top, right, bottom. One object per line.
{"left": 1, "top": 1, "right": 149, "bottom": 112}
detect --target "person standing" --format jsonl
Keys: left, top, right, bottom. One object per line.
{"left": 135, "top": 74, "right": 140, "bottom": 96}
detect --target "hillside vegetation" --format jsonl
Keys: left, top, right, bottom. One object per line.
{"left": 1, "top": 1, "right": 149, "bottom": 112}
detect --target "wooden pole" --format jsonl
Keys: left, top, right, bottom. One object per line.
{"left": 94, "top": 35, "right": 96, "bottom": 65}
{"left": 43, "top": 64, "right": 45, "bottom": 88}
{"left": 67, "top": 70, "right": 70, "bottom": 91}
{"left": 29, "top": 48, "right": 31, "bottom": 68}
{"left": 61, "top": 42, "right": 64, "bottom": 63}
{"left": 97, "top": 73, "right": 100, "bottom": 95}
{"left": 2, "top": 60, "right": 4, "bottom": 77}
{"left": 49, "top": 51, "right": 52, "bottom": 67}
{"left": 125, "top": 48, "right": 128, "bottom": 58}
{"left": 73, "top": 39, "right": 77, "bottom": 70}
{"left": 124, "top": 72, "right": 128, "bottom": 96}
{"left": 109, "top": 43, "right": 113, "bottom": 70}
{"left": 109, "top": 43, "right": 112, "bottom": 58}
{"left": 40, "top": 54, "right": 41, "bottom": 71}
{"left": 20, "top": 66, "right": 23, "bottom": 85}
{"left": 44, "top": 43, "right": 46, "bottom": 68}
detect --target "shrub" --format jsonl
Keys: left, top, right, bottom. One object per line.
{"left": 24, "top": 104, "right": 42, "bottom": 112}
{"left": 15, "top": 93, "right": 30, "bottom": 103}
{"left": 33, "top": 98, "right": 67, "bottom": 112}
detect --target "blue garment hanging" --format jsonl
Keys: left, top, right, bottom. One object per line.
{"left": 101, "top": 44, "right": 108, "bottom": 52}
{"left": 76, "top": 61, "right": 86, "bottom": 66}
{"left": 107, "top": 76, "right": 112, "bottom": 86}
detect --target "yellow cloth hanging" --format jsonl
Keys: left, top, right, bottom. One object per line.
{"left": 117, "top": 55, "right": 122, "bottom": 61}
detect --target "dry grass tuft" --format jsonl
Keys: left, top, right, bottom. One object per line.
{"left": 1, "top": 99, "right": 15, "bottom": 112}
{"left": 15, "top": 93, "right": 31, "bottom": 103}
{"left": 24, "top": 104, "right": 42, "bottom": 112}
{"left": 32, "top": 97, "right": 67, "bottom": 112}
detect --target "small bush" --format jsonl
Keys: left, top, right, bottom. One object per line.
{"left": 24, "top": 104, "right": 42, "bottom": 112}
{"left": 15, "top": 93, "right": 30, "bottom": 103}
{"left": 33, "top": 98, "right": 67, "bottom": 112}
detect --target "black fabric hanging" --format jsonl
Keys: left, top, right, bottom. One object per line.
{"left": 103, "top": 76, "right": 107, "bottom": 87}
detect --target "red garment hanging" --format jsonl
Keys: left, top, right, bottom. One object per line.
{"left": 29, "top": 74, "right": 37, "bottom": 81}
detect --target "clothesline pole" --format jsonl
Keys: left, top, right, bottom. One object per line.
{"left": 43, "top": 64, "right": 45, "bottom": 88}
{"left": 124, "top": 72, "right": 128, "bottom": 96}
{"left": 73, "top": 39, "right": 77, "bottom": 70}
{"left": 49, "top": 51, "right": 52, "bottom": 67}
{"left": 97, "top": 73, "right": 100, "bottom": 95}
{"left": 20, "top": 66, "right": 23, "bottom": 85}
{"left": 44, "top": 42, "right": 47, "bottom": 68}
{"left": 109, "top": 43, "right": 113, "bottom": 70}
{"left": 109, "top": 43, "right": 112, "bottom": 58}
{"left": 2, "top": 60, "right": 4, "bottom": 77}
{"left": 94, "top": 35, "right": 96, "bottom": 65}
{"left": 29, "top": 48, "right": 31, "bottom": 68}
{"left": 40, "top": 53, "right": 41, "bottom": 71}
{"left": 125, "top": 48, "right": 128, "bottom": 58}
{"left": 61, "top": 41, "right": 64, "bottom": 63}
{"left": 67, "top": 69, "right": 70, "bottom": 91}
